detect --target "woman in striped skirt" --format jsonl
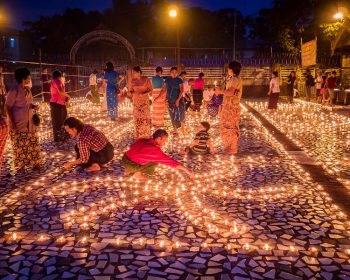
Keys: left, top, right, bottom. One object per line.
{"left": 151, "top": 67, "right": 166, "bottom": 127}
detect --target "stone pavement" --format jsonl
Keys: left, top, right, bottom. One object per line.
{"left": 1, "top": 99, "right": 350, "bottom": 279}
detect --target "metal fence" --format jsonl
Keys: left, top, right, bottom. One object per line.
{"left": 0, "top": 59, "right": 92, "bottom": 100}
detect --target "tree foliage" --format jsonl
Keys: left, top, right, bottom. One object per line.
{"left": 22, "top": 0, "right": 350, "bottom": 57}
{"left": 23, "top": 0, "right": 246, "bottom": 56}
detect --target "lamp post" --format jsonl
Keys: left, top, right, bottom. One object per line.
{"left": 169, "top": 7, "right": 180, "bottom": 68}
{"left": 233, "top": 9, "right": 237, "bottom": 60}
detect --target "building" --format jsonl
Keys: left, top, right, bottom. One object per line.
{"left": 0, "top": 26, "right": 20, "bottom": 61}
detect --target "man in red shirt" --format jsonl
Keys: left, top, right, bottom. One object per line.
{"left": 121, "top": 129, "right": 193, "bottom": 180}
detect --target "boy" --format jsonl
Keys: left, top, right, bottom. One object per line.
{"left": 180, "top": 122, "right": 213, "bottom": 155}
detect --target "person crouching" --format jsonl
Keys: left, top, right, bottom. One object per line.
{"left": 63, "top": 117, "right": 114, "bottom": 172}
{"left": 121, "top": 129, "right": 193, "bottom": 180}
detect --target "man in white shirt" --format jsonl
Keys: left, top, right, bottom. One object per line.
{"left": 89, "top": 70, "right": 99, "bottom": 104}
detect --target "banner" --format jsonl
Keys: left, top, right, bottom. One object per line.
{"left": 301, "top": 38, "right": 317, "bottom": 67}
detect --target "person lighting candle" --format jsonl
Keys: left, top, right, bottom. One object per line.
{"left": 121, "top": 129, "right": 193, "bottom": 180}
{"left": 63, "top": 117, "right": 114, "bottom": 172}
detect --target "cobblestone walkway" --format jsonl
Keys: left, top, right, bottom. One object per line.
{"left": 1, "top": 99, "right": 350, "bottom": 280}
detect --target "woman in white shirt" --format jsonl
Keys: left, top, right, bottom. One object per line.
{"left": 315, "top": 71, "right": 323, "bottom": 104}
{"left": 268, "top": 71, "right": 280, "bottom": 112}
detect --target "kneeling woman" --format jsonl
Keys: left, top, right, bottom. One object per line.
{"left": 63, "top": 117, "right": 114, "bottom": 172}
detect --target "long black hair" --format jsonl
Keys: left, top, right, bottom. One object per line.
{"left": 14, "top": 68, "right": 31, "bottom": 84}
{"left": 228, "top": 61, "right": 242, "bottom": 76}
{"left": 64, "top": 117, "right": 84, "bottom": 132}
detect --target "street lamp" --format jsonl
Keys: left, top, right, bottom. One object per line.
{"left": 169, "top": 6, "right": 180, "bottom": 68}
{"left": 169, "top": 9, "right": 177, "bottom": 18}
{"left": 334, "top": 12, "right": 344, "bottom": 20}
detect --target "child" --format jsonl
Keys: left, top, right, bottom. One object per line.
{"left": 184, "top": 78, "right": 194, "bottom": 112}
{"left": 180, "top": 121, "right": 213, "bottom": 155}
{"left": 207, "top": 89, "right": 223, "bottom": 117}
{"left": 202, "top": 87, "right": 214, "bottom": 110}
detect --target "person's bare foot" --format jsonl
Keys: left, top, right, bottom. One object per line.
{"left": 84, "top": 163, "right": 101, "bottom": 172}
{"left": 132, "top": 172, "right": 147, "bottom": 180}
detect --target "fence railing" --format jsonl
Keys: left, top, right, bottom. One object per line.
{"left": 0, "top": 59, "right": 93, "bottom": 100}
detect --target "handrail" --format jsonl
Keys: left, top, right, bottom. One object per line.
{"left": 32, "top": 86, "right": 91, "bottom": 98}
{"left": 0, "top": 59, "right": 91, "bottom": 69}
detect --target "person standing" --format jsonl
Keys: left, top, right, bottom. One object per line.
{"left": 0, "top": 67, "right": 8, "bottom": 173}
{"left": 89, "top": 70, "right": 99, "bottom": 104}
{"left": 217, "top": 61, "right": 243, "bottom": 155}
{"left": 63, "top": 117, "right": 114, "bottom": 172}
{"left": 61, "top": 71, "right": 71, "bottom": 92}
{"left": 0, "top": 114, "right": 8, "bottom": 174}
{"left": 151, "top": 67, "right": 165, "bottom": 127}
{"left": 50, "top": 71, "right": 70, "bottom": 142}
{"left": 268, "top": 71, "right": 280, "bottom": 112}
{"left": 6, "top": 68, "right": 42, "bottom": 171}
{"left": 103, "top": 62, "right": 119, "bottom": 121}
{"left": 0, "top": 66, "right": 6, "bottom": 117}
{"left": 184, "top": 79, "right": 194, "bottom": 112}
{"left": 326, "top": 71, "right": 337, "bottom": 106}
{"left": 193, "top": 72, "right": 205, "bottom": 112}
{"left": 305, "top": 69, "right": 315, "bottom": 102}
{"left": 161, "top": 67, "right": 185, "bottom": 135}
{"left": 315, "top": 71, "right": 323, "bottom": 104}
{"left": 41, "top": 68, "right": 51, "bottom": 103}
{"left": 286, "top": 71, "right": 296, "bottom": 103}
{"left": 129, "top": 66, "right": 153, "bottom": 139}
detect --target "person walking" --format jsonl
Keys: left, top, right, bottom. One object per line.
{"left": 268, "top": 71, "right": 280, "bottom": 112}
{"left": 162, "top": 67, "right": 185, "bottom": 135}
{"left": 217, "top": 61, "right": 243, "bottom": 155}
{"left": 326, "top": 71, "right": 337, "bottom": 106}
{"left": 286, "top": 71, "right": 296, "bottom": 103}
{"left": 151, "top": 67, "right": 165, "bottom": 127}
{"left": 50, "top": 70, "right": 70, "bottom": 142}
{"left": 89, "top": 70, "right": 100, "bottom": 104}
{"left": 321, "top": 75, "right": 328, "bottom": 105}
{"left": 193, "top": 72, "right": 205, "bottom": 112}
{"left": 129, "top": 66, "right": 153, "bottom": 139}
{"left": 6, "top": 68, "right": 42, "bottom": 171}
{"left": 103, "top": 62, "right": 119, "bottom": 121}
{"left": 305, "top": 69, "right": 315, "bottom": 102}
{"left": 63, "top": 117, "right": 114, "bottom": 172}
{"left": 315, "top": 71, "right": 323, "bottom": 104}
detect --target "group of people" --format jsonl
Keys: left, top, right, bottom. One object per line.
{"left": 267, "top": 69, "right": 339, "bottom": 111}
{"left": 0, "top": 60, "right": 243, "bottom": 180}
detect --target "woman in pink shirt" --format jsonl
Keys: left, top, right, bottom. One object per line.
{"left": 121, "top": 129, "right": 193, "bottom": 180}
{"left": 192, "top": 72, "right": 205, "bottom": 111}
{"left": 50, "top": 70, "right": 70, "bottom": 142}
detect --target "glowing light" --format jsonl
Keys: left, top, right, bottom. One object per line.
{"left": 334, "top": 12, "right": 344, "bottom": 19}
{"left": 169, "top": 9, "right": 177, "bottom": 18}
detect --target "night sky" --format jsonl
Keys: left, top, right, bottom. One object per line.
{"left": 3, "top": 0, "right": 272, "bottom": 29}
